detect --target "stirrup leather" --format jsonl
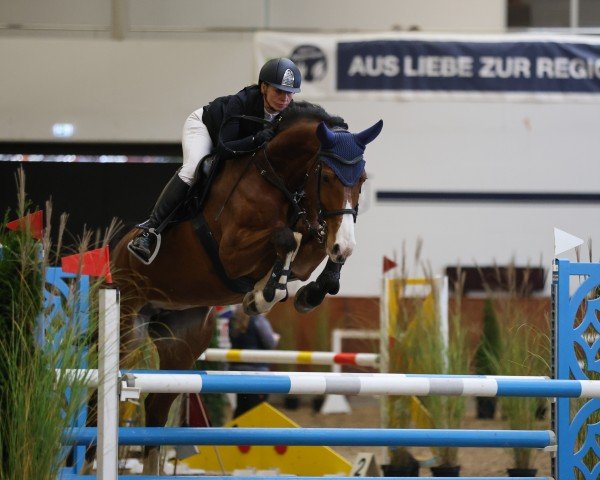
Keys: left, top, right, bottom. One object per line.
{"left": 127, "top": 228, "right": 162, "bottom": 265}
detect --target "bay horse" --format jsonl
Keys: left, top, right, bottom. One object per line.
{"left": 110, "top": 102, "right": 383, "bottom": 473}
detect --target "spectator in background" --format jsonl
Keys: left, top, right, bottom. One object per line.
{"left": 228, "top": 304, "right": 279, "bottom": 418}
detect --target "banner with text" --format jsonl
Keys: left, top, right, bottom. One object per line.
{"left": 255, "top": 32, "right": 600, "bottom": 101}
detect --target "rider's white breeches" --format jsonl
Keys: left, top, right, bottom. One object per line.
{"left": 179, "top": 108, "right": 213, "bottom": 186}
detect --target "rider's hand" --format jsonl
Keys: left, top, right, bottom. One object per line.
{"left": 252, "top": 128, "right": 276, "bottom": 147}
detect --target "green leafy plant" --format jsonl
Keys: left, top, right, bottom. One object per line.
{"left": 473, "top": 298, "right": 501, "bottom": 419}
{"left": 411, "top": 272, "right": 470, "bottom": 469}
{"left": 194, "top": 321, "right": 227, "bottom": 426}
{"left": 486, "top": 263, "right": 550, "bottom": 471}
{"left": 0, "top": 175, "right": 100, "bottom": 480}
{"left": 0, "top": 170, "right": 123, "bottom": 479}
{"left": 497, "top": 321, "right": 549, "bottom": 469}
{"left": 383, "top": 242, "right": 447, "bottom": 474}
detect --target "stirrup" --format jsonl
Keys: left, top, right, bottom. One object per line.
{"left": 127, "top": 229, "right": 162, "bottom": 265}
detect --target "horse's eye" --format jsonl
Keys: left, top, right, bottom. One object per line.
{"left": 322, "top": 175, "right": 331, "bottom": 184}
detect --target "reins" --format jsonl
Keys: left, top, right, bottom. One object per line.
{"left": 216, "top": 114, "right": 279, "bottom": 158}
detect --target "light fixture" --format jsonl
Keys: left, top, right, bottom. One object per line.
{"left": 52, "top": 123, "right": 75, "bottom": 138}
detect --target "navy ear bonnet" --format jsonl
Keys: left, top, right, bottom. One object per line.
{"left": 316, "top": 120, "right": 383, "bottom": 187}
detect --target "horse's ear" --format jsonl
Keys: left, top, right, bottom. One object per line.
{"left": 316, "top": 121, "right": 336, "bottom": 149}
{"left": 354, "top": 119, "right": 384, "bottom": 146}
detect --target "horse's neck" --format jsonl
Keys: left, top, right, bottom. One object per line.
{"left": 269, "top": 124, "right": 318, "bottom": 188}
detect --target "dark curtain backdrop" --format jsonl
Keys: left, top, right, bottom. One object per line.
{"left": 1, "top": 161, "right": 179, "bottom": 248}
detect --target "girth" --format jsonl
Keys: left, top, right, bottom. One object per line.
{"left": 190, "top": 213, "right": 256, "bottom": 294}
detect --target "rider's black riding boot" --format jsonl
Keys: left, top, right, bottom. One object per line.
{"left": 128, "top": 173, "right": 190, "bottom": 263}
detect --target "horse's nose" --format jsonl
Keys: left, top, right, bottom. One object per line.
{"left": 331, "top": 243, "right": 352, "bottom": 263}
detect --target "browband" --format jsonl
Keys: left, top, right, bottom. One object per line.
{"left": 319, "top": 149, "right": 364, "bottom": 166}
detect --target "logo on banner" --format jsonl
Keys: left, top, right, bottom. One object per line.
{"left": 291, "top": 45, "right": 327, "bottom": 82}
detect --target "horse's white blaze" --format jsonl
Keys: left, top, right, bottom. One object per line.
{"left": 331, "top": 200, "right": 356, "bottom": 261}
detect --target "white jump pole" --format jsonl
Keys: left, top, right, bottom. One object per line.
{"left": 98, "top": 289, "right": 119, "bottom": 480}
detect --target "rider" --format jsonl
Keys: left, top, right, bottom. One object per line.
{"left": 128, "top": 57, "right": 302, "bottom": 264}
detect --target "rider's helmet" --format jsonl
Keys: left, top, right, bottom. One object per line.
{"left": 259, "top": 58, "right": 302, "bottom": 93}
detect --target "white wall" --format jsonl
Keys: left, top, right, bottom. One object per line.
{"left": 1, "top": 0, "right": 504, "bottom": 34}
{"left": 0, "top": 36, "right": 255, "bottom": 141}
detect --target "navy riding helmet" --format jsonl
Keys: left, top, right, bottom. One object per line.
{"left": 259, "top": 58, "right": 302, "bottom": 93}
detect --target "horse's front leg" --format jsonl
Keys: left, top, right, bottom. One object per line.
{"left": 294, "top": 259, "right": 343, "bottom": 313}
{"left": 243, "top": 228, "right": 302, "bottom": 315}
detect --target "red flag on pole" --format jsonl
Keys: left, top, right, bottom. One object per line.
{"left": 382, "top": 256, "right": 397, "bottom": 274}
{"left": 61, "top": 246, "right": 113, "bottom": 283}
{"left": 6, "top": 210, "right": 43, "bottom": 240}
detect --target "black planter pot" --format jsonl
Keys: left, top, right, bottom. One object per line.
{"left": 430, "top": 465, "right": 461, "bottom": 477}
{"left": 283, "top": 395, "right": 300, "bottom": 410}
{"left": 381, "top": 463, "right": 420, "bottom": 477}
{"left": 476, "top": 396, "right": 497, "bottom": 419}
{"left": 311, "top": 396, "right": 325, "bottom": 413}
{"left": 507, "top": 467, "right": 537, "bottom": 477}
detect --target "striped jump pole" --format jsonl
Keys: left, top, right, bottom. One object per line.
{"left": 200, "top": 347, "right": 379, "bottom": 367}
{"left": 63, "top": 426, "right": 556, "bottom": 449}
{"left": 114, "top": 370, "right": 600, "bottom": 398}
{"left": 61, "top": 367, "right": 600, "bottom": 398}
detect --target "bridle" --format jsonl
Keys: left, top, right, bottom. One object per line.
{"left": 316, "top": 148, "right": 363, "bottom": 222}
{"left": 255, "top": 143, "right": 363, "bottom": 244}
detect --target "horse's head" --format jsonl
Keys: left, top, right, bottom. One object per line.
{"left": 315, "top": 119, "right": 383, "bottom": 264}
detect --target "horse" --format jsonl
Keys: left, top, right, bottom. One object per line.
{"left": 109, "top": 101, "right": 383, "bottom": 473}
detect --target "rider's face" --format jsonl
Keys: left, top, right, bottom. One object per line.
{"left": 261, "top": 84, "right": 294, "bottom": 113}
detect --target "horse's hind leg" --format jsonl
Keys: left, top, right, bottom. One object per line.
{"left": 244, "top": 228, "right": 302, "bottom": 315}
{"left": 141, "top": 307, "right": 213, "bottom": 475}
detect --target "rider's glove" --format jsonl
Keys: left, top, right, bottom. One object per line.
{"left": 252, "top": 128, "right": 276, "bottom": 147}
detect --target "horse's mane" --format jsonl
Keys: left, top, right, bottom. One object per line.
{"left": 278, "top": 101, "right": 348, "bottom": 131}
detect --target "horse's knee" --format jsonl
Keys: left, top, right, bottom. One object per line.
{"left": 318, "top": 270, "right": 340, "bottom": 295}
{"left": 272, "top": 227, "right": 297, "bottom": 256}
{"left": 318, "top": 260, "right": 342, "bottom": 295}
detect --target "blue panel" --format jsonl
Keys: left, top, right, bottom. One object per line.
{"left": 555, "top": 259, "right": 600, "bottom": 480}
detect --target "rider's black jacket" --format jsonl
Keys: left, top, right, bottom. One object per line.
{"left": 202, "top": 85, "right": 268, "bottom": 160}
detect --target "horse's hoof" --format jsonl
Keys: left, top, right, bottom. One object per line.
{"left": 294, "top": 285, "right": 315, "bottom": 313}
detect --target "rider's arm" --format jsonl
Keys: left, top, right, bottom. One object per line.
{"left": 216, "top": 96, "right": 258, "bottom": 159}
